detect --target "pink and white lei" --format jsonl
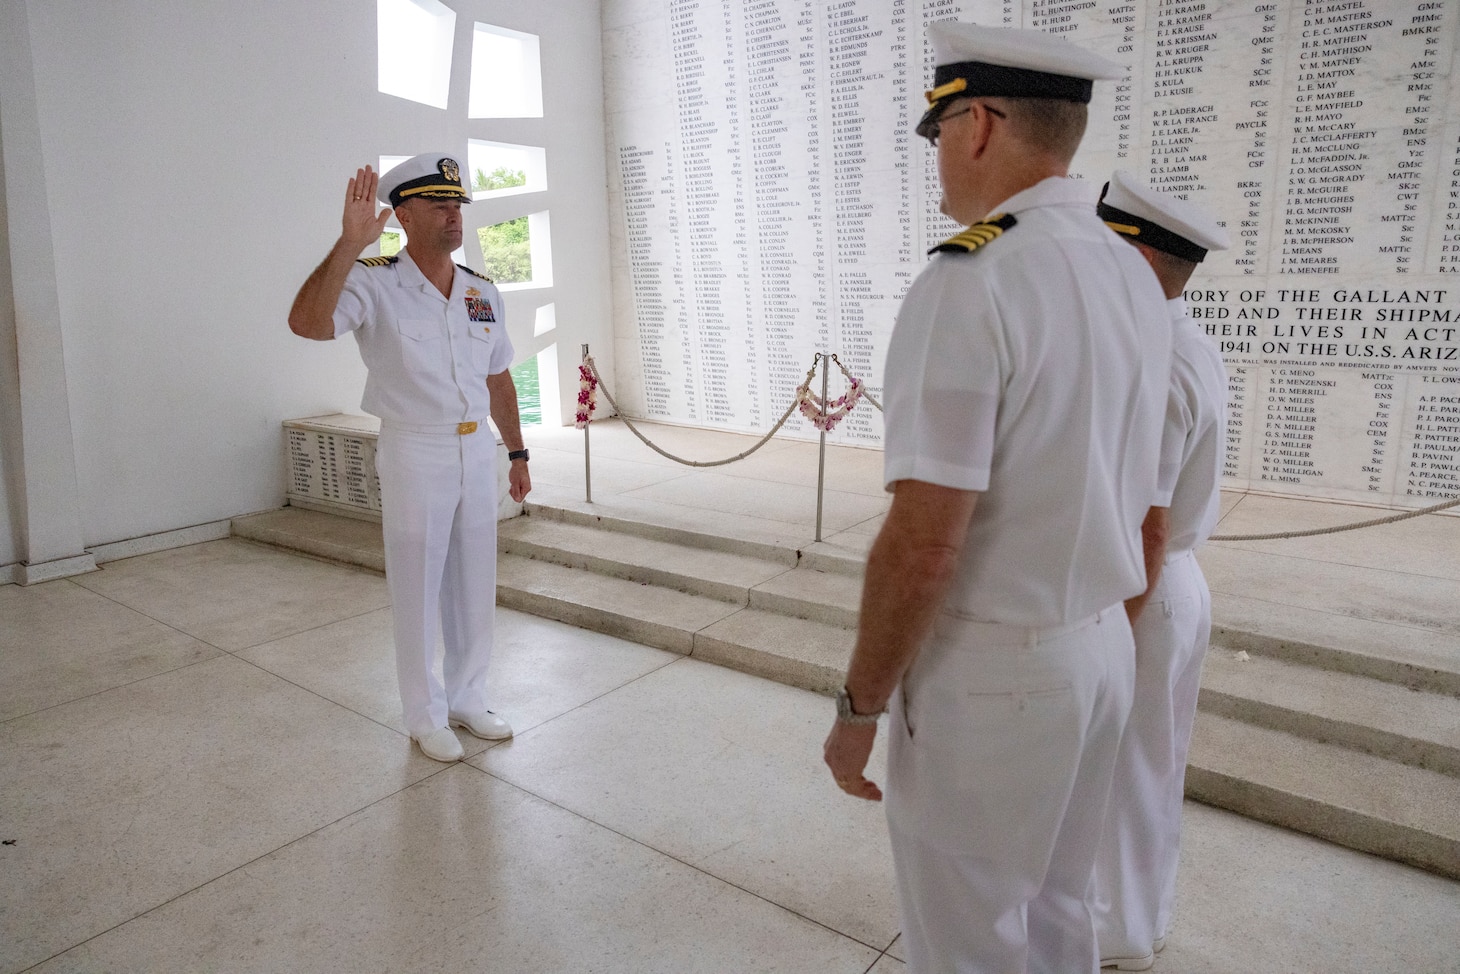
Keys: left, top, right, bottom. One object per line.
{"left": 797, "top": 376, "right": 864, "bottom": 432}
{"left": 575, "top": 364, "right": 598, "bottom": 429}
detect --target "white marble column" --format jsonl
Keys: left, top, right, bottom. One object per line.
{"left": 0, "top": 0, "right": 96, "bottom": 584}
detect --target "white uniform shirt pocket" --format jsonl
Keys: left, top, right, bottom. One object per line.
{"left": 466, "top": 325, "right": 497, "bottom": 374}
{"left": 396, "top": 317, "right": 447, "bottom": 373}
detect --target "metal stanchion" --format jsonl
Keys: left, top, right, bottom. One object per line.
{"left": 582, "top": 343, "right": 592, "bottom": 504}
{"left": 814, "top": 352, "right": 828, "bottom": 543}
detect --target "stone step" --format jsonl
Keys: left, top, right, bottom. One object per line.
{"left": 748, "top": 564, "right": 862, "bottom": 629}
{"left": 1200, "top": 648, "right": 1460, "bottom": 777}
{"left": 1208, "top": 592, "right": 1460, "bottom": 699}
{"left": 523, "top": 486, "right": 874, "bottom": 578}
{"left": 521, "top": 500, "right": 803, "bottom": 564}
{"left": 231, "top": 508, "right": 385, "bottom": 573}
{"left": 499, "top": 515, "right": 794, "bottom": 604}
{"left": 502, "top": 510, "right": 864, "bottom": 626}
{"left": 495, "top": 551, "right": 856, "bottom": 694}
{"left": 797, "top": 540, "right": 870, "bottom": 578}
{"left": 495, "top": 552, "right": 742, "bottom": 656}
{"left": 1186, "top": 711, "right": 1460, "bottom": 881}
{"left": 694, "top": 608, "right": 853, "bottom": 696}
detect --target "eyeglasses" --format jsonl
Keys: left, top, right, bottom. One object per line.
{"left": 926, "top": 102, "right": 1006, "bottom": 146}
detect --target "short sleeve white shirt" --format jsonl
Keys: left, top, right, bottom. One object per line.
{"left": 332, "top": 249, "right": 514, "bottom": 425}
{"left": 882, "top": 177, "right": 1171, "bottom": 626}
{"left": 1156, "top": 297, "right": 1228, "bottom": 552}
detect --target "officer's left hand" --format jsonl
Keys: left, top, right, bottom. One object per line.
{"left": 508, "top": 461, "right": 531, "bottom": 503}
{"left": 823, "top": 720, "right": 882, "bottom": 801}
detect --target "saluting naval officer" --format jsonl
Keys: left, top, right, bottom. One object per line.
{"left": 822, "top": 23, "right": 1171, "bottom": 974}
{"left": 288, "top": 153, "right": 531, "bottom": 763}
{"left": 1090, "top": 171, "right": 1231, "bottom": 972}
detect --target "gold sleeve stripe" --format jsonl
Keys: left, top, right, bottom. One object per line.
{"left": 929, "top": 213, "right": 1018, "bottom": 254}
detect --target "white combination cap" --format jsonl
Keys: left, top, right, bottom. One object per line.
{"left": 1097, "top": 170, "right": 1230, "bottom": 262}
{"left": 377, "top": 153, "right": 471, "bottom": 208}
{"left": 917, "top": 21, "right": 1125, "bottom": 138}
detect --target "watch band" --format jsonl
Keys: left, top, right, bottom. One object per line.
{"left": 507, "top": 449, "right": 530, "bottom": 462}
{"left": 835, "top": 687, "right": 882, "bottom": 726}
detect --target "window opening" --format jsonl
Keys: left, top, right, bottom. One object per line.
{"left": 377, "top": 0, "right": 455, "bottom": 109}
{"left": 469, "top": 23, "right": 543, "bottom": 118}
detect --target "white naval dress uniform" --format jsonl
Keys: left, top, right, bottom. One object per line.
{"left": 881, "top": 177, "right": 1171, "bottom": 974}
{"left": 1093, "top": 297, "right": 1227, "bottom": 960}
{"left": 332, "top": 249, "right": 514, "bottom": 739}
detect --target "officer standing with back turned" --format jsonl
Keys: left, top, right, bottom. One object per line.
{"left": 1091, "top": 170, "right": 1231, "bottom": 971}
{"left": 823, "top": 23, "right": 1171, "bottom": 973}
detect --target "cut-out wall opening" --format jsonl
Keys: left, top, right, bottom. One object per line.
{"left": 377, "top": 0, "right": 455, "bottom": 109}
{"left": 469, "top": 23, "right": 543, "bottom": 118}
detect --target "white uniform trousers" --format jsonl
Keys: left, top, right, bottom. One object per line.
{"left": 375, "top": 423, "right": 499, "bottom": 739}
{"left": 886, "top": 606, "right": 1136, "bottom": 974}
{"left": 1092, "top": 549, "right": 1211, "bottom": 958}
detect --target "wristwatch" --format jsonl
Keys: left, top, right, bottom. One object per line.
{"left": 834, "top": 687, "right": 883, "bottom": 726}
{"left": 507, "top": 449, "right": 530, "bottom": 462}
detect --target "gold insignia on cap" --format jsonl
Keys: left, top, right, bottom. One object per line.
{"left": 440, "top": 158, "right": 460, "bottom": 184}
{"left": 925, "top": 77, "right": 968, "bottom": 106}
{"left": 1104, "top": 221, "right": 1141, "bottom": 237}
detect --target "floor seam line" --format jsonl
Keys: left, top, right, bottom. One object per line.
{"left": 464, "top": 763, "right": 893, "bottom": 955}
{"left": 10, "top": 764, "right": 457, "bottom": 972}
{"left": 1, "top": 653, "right": 229, "bottom": 725}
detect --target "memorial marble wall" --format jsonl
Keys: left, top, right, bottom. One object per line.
{"left": 602, "top": 0, "right": 1460, "bottom": 508}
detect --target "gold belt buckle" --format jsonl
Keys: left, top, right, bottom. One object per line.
{"left": 457, "top": 421, "right": 478, "bottom": 435}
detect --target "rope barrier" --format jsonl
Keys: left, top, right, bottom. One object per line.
{"left": 825, "top": 352, "right": 1459, "bottom": 542}
{"left": 583, "top": 354, "right": 820, "bottom": 467}
{"left": 578, "top": 348, "right": 1455, "bottom": 541}
{"left": 1208, "top": 494, "right": 1460, "bottom": 541}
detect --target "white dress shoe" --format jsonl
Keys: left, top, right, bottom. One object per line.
{"left": 1101, "top": 952, "right": 1155, "bottom": 971}
{"left": 414, "top": 727, "right": 464, "bottom": 762}
{"left": 448, "top": 710, "right": 513, "bottom": 740}
{"left": 1153, "top": 936, "right": 1166, "bottom": 954}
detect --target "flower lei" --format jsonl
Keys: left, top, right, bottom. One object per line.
{"left": 797, "top": 374, "right": 864, "bottom": 432}
{"left": 575, "top": 364, "right": 598, "bottom": 429}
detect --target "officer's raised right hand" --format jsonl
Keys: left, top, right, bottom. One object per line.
{"left": 343, "top": 166, "right": 393, "bottom": 252}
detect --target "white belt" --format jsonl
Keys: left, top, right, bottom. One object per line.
{"left": 1164, "top": 547, "right": 1195, "bottom": 566}
{"left": 937, "top": 606, "right": 1112, "bottom": 648}
{"left": 381, "top": 419, "right": 482, "bottom": 436}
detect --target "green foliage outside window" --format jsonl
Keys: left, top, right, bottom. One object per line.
{"left": 474, "top": 166, "right": 527, "bottom": 191}
{"left": 474, "top": 167, "right": 532, "bottom": 283}
{"left": 379, "top": 231, "right": 401, "bottom": 257}
{"left": 478, "top": 216, "right": 531, "bottom": 283}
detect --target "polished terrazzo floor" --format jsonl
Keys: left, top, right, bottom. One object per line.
{"left": 4, "top": 534, "right": 1459, "bottom": 973}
